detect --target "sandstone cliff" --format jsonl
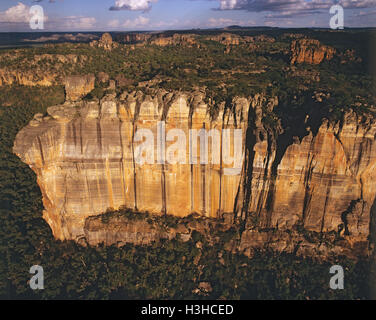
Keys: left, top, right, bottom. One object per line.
{"left": 124, "top": 33, "right": 152, "bottom": 44}
{"left": 0, "top": 53, "right": 88, "bottom": 86}
{"left": 84, "top": 209, "right": 367, "bottom": 259}
{"left": 122, "top": 32, "right": 274, "bottom": 48}
{"left": 0, "top": 68, "right": 57, "bottom": 86}
{"left": 206, "top": 33, "right": 274, "bottom": 46}
{"left": 13, "top": 90, "right": 376, "bottom": 258}
{"left": 291, "top": 39, "right": 336, "bottom": 64}
{"left": 64, "top": 74, "right": 95, "bottom": 101}
{"left": 90, "top": 33, "right": 119, "bottom": 51}
{"left": 151, "top": 34, "right": 198, "bottom": 47}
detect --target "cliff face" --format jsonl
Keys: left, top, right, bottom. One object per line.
{"left": 151, "top": 34, "right": 198, "bottom": 47}
{"left": 206, "top": 33, "right": 275, "bottom": 46}
{"left": 122, "top": 32, "right": 274, "bottom": 48}
{"left": 291, "top": 39, "right": 336, "bottom": 64}
{"left": 0, "top": 54, "right": 88, "bottom": 86}
{"left": 90, "top": 33, "right": 119, "bottom": 51}
{"left": 239, "top": 112, "right": 376, "bottom": 248}
{"left": 13, "top": 90, "right": 251, "bottom": 240}
{"left": 124, "top": 33, "right": 152, "bottom": 44}
{"left": 0, "top": 68, "right": 57, "bottom": 86}
{"left": 13, "top": 91, "right": 376, "bottom": 257}
{"left": 64, "top": 74, "right": 95, "bottom": 101}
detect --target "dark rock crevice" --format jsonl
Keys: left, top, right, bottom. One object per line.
{"left": 341, "top": 199, "right": 362, "bottom": 236}
{"left": 234, "top": 102, "right": 256, "bottom": 225}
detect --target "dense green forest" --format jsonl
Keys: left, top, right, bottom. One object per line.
{"left": 0, "top": 29, "right": 375, "bottom": 299}
{"left": 1, "top": 29, "right": 374, "bottom": 113}
{"left": 0, "top": 86, "right": 373, "bottom": 300}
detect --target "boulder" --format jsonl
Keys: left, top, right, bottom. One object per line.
{"left": 64, "top": 74, "right": 95, "bottom": 101}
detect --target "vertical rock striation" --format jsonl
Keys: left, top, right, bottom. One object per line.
{"left": 13, "top": 90, "right": 376, "bottom": 256}
{"left": 291, "top": 39, "right": 336, "bottom": 64}
{"left": 64, "top": 74, "right": 95, "bottom": 101}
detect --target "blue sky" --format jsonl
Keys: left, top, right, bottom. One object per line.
{"left": 0, "top": 0, "right": 375, "bottom": 31}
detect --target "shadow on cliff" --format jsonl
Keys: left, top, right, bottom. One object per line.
{"left": 368, "top": 195, "right": 376, "bottom": 299}
{"left": 239, "top": 91, "right": 347, "bottom": 229}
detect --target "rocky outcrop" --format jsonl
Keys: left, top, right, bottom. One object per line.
{"left": 150, "top": 34, "right": 197, "bottom": 47}
{"left": 14, "top": 90, "right": 248, "bottom": 240}
{"left": 291, "top": 39, "right": 336, "bottom": 64}
{"left": 83, "top": 208, "right": 368, "bottom": 260}
{"left": 90, "top": 33, "right": 118, "bottom": 50}
{"left": 122, "top": 32, "right": 273, "bottom": 47}
{"left": 340, "top": 49, "right": 362, "bottom": 64}
{"left": 205, "top": 33, "right": 274, "bottom": 46}
{"left": 64, "top": 74, "right": 95, "bottom": 101}
{"left": 239, "top": 111, "right": 376, "bottom": 242}
{"left": 84, "top": 211, "right": 216, "bottom": 247}
{"left": 124, "top": 33, "right": 152, "bottom": 44}
{"left": 23, "top": 33, "right": 98, "bottom": 43}
{"left": 97, "top": 72, "right": 109, "bottom": 84}
{"left": 124, "top": 32, "right": 199, "bottom": 46}
{"left": 0, "top": 69, "right": 56, "bottom": 86}
{"left": 13, "top": 90, "right": 376, "bottom": 258}
{"left": 206, "top": 33, "right": 242, "bottom": 46}
{"left": 0, "top": 53, "right": 88, "bottom": 86}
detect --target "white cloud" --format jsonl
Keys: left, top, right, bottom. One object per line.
{"left": 207, "top": 17, "right": 256, "bottom": 27}
{"left": 0, "top": 2, "right": 48, "bottom": 23}
{"left": 108, "top": 17, "right": 182, "bottom": 30}
{"left": 219, "top": 0, "right": 239, "bottom": 10}
{"left": 110, "top": 0, "right": 158, "bottom": 11}
{"left": 60, "top": 16, "right": 97, "bottom": 30}
{"left": 216, "top": 0, "right": 376, "bottom": 14}
{"left": 108, "top": 19, "right": 120, "bottom": 28}
{"left": 214, "top": 0, "right": 376, "bottom": 26}
{"left": 152, "top": 19, "right": 179, "bottom": 28}
{"left": 0, "top": 2, "right": 30, "bottom": 23}
{"left": 208, "top": 17, "right": 235, "bottom": 26}
{"left": 0, "top": 2, "right": 97, "bottom": 31}
{"left": 122, "top": 16, "right": 150, "bottom": 28}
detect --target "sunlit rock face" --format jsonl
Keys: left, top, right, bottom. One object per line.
{"left": 242, "top": 112, "right": 376, "bottom": 243}
{"left": 290, "top": 39, "right": 336, "bottom": 64}
{"left": 0, "top": 54, "right": 88, "bottom": 87}
{"left": 13, "top": 90, "right": 254, "bottom": 240}
{"left": 64, "top": 74, "right": 95, "bottom": 101}
{"left": 13, "top": 90, "right": 376, "bottom": 257}
{"left": 0, "top": 68, "right": 56, "bottom": 86}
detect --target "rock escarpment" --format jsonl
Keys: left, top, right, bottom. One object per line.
{"left": 14, "top": 90, "right": 252, "bottom": 240}
{"left": 64, "top": 74, "right": 95, "bottom": 101}
{"left": 90, "top": 33, "right": 119, "bottom": 51}
{"left": 0, "top": 53, "right": 89, "bottom": 87}
{"left": 0, "top": 68, "right": 57, "bottom": 86}
{"left": 13, "top": 90, "right": 376, "bottom": 258}
{"left": 291, "top": 39, "right": 336, "bottom": 64}
{"left": 151, "top": 34, "right": 198, "bottom": 47}
{"left": 123, "top": 32, "right": 275, "bottom": 48}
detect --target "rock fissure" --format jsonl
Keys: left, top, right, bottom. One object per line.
{"left": 12, "top": 88, "right": 376, "bottom": 258}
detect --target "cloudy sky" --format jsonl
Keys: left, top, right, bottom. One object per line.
{"left": 0, "top": 0, "right": 375, "bottom": 31}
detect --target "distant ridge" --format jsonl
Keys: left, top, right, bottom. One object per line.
{"left": 224, "top": 25, "right": 278, "bottom": 30}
